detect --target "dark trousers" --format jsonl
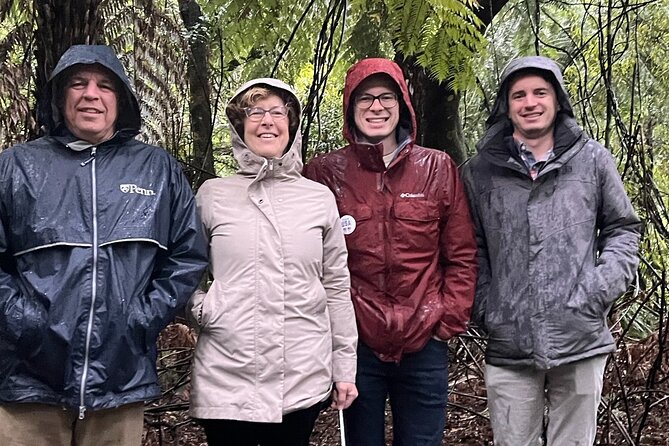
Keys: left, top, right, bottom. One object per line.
{"left": 199, "top": 402, "right": 321, "bottom": 446}
{"left": 345, "top": 339, "right": 450, "bottom": 446}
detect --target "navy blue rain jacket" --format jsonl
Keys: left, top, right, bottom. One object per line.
{"left": 0, "top": 45, "right": 208, "bottom": 413}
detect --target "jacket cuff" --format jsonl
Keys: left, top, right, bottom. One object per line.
{"left": 434, "top": 319, "right": 468, "bottom": 341}
{"left": 332, "top": 357, "right": 357, "bottom": 383}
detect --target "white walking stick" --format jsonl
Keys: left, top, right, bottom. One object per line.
{"left": 338, "top": 409, "right": 347, "bottom": 446}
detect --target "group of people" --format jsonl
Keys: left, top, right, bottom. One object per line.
{"left": 0, "top": 44, "right": 640, "bottom": 446}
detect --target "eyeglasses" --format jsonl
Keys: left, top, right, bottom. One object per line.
{"left": 244, "top": 106, "right": 289, "bottom": 121}
{"left": 354, "top": 92, "right": 398, "bottom": 109}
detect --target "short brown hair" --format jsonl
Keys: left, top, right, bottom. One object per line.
{"left": 226, "top": 85, "right": 299, "bottom": 143}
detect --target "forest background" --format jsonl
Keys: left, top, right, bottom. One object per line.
{"left": 0, "top": 0, "right": 667, "bottom": 444}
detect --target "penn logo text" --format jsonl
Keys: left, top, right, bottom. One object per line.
{"left": 120, "top": 184, "right": 156, "bottom": 196}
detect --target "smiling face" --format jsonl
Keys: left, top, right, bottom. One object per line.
{"left": 507, "top": 73, "right": 559, "bottom": 142}
{"left": 352, "top": 75, "right": 400, "bottom": 152}
{"left": 243, "top": 94, "right": 290, "bottom": 159}
{"left": 62, "top": 64, "right": 118, "bottom": 144}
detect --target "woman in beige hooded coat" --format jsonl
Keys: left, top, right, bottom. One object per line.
{"left": 188, "top": 78, "right": 358, "bottom": 446}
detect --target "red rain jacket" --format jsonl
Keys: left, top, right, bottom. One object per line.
{"left": 304, "top": 58, "right": 477, "bottom": 361}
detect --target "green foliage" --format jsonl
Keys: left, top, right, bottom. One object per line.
{"left": 194, "top": 0, "right": 349, "bottom": 169}
{"left": 412, "top": 0, "right": 486, "bottom": 88}
{"left": 0, "top": 0, "right": 493, "bottom": 173}
{"left": 345, "top": 0, "right": 393, "bottom": 60}
{"left": 0, "top": 0, "right": 35, "bottom": 147}
{"left": 349, "top": 0, "right": 486, "bottom": 89}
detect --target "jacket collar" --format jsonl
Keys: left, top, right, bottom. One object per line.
{"left": 477, "top": 115, "right": 586, "bottom": 172}
{"left": 50, "top": 128, "right": 127, "bottom": 150}
{"left": 349, "top": 125, "right": 413, "bottom": 172}
{"left": 232, "top": 123, "right": 303, "bottom": 183}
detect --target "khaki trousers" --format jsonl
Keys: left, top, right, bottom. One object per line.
{"left": 0, "top": 402, "right": 144, "bottom": 446}
{"left": 485, "top": 354, "right": 608, "bottom": 446}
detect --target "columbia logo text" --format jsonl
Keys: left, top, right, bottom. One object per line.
{"left": 120, "top": 184, "right": 156, "bottom": 196}
{"left": 400, "top": 192, "right": 425, "bottom": 198}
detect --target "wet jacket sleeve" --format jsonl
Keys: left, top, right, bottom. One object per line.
{"left": 322, "top": 192, "right": 358, "bottom": 383}
{"left": 134, "top": 164, "right": 208, "bottom": 341}
{"left": 0, "top": 157, "right": 46, "bottom": 356}
{"left": 302, "top": 159, "right": 320, "bottom": 183}
{"left": 573, "top": 146, "right": 641, "bottom": 312}
{"left": 433, "top": 158, "right": 478, "bottom": 340}
{"left": 186, "top": 183, "right": 213, "bottom": 331}
{"left": 0, "top": 236, "right": 47, "bottom": 357}
{"left": 461, "top": 162, "right": 490, "bottom": 331}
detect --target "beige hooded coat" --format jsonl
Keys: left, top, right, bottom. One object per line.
{"left": 188, "top": 78, "right": 357, "bottom": 423}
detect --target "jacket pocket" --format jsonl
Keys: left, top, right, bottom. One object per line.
{"left": 337, "top": 204, "right": 373, "bottom": 253}
{"left": 4, "top": 294, "right": 48, "bottom": 360}
{"left": 392, "top": 200, "right": 440, "bottom": 251}
{"left": 393, "top": 200, "right": 440, "bottom": 221}
{"left": 199, "top": 281, "right": 228, "bottom": 330}
{"left": 545, "top": 306, "right": 605, "bottom": 355}
{"left": 566, "top": 267, "right": 608, "bottom": 319}
{"left": 186, "top": 289, "right": 206, "bottom": 328}
{"left": 484, "top": 317, "right": 533, "bottom": 359}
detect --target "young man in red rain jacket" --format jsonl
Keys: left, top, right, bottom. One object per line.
{"left": 304, "top": 58, "right": 477, "bottom": 445}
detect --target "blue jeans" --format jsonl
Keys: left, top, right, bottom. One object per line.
{"left": 344, "top": 339, "right": 449, "bottom": 446}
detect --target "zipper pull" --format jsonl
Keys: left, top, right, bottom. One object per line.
{"left": 80, "top": 146, "right": 97, "bottom": 167}
{"left": 78, "top": 405, "right": 86, "bottom": 419}
{"left": 268, "top": 159, "right": 274, "bottom": 172}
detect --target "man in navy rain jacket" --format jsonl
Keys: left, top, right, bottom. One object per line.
{"left": 0, "top": 45, "right": 208, "bottom": 445}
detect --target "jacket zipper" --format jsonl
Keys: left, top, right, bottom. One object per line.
{"left": 79, "top": 146, "right": 98, "bottom": 419}
{"left": 378, "top": 171, "right": 388, "bottom": 297}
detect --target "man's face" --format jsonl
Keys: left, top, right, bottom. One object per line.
{"left": 63, "top": 65, "right": 118, "bottom": 144}
{"left": 353, "top": 75, "right": 400, "bottom": 145}
{"left": 507, "top": 73, "right": 559, "bottom": 141}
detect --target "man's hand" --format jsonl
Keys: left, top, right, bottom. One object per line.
{"left": 330, "top": 381, "right": 358, "bottom": 410}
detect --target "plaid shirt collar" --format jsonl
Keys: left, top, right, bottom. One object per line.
{"left": 516, "top": 140, "right": 554, "bottom": 180}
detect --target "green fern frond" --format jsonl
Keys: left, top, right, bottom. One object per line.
{"left": 383, "top": 0, "right": 486, "bottom": 86}
{"left": 387, "top": 0, "right": 431, "bottom": 55}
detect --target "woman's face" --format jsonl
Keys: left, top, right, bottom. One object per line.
{"left": 243, "top": 94, "right": 290, "bottom": 159}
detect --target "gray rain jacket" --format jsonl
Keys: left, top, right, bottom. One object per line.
{"left": 0, "top": 45, "right": 208, "bottom": 414}
{"left": 462, "top": 56, "right": 641, "bottom": 369}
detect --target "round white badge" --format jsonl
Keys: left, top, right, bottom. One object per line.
{"left": 340, "top": 215, "right": 357, "bottom": 235}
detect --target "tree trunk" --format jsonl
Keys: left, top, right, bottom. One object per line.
{"left": 393, "top": 0, "right": 510, "bottom": 165}
{"left": 33, "top": 0, "right": 103, "bottom": 137}
{"left": 179, "top": 0, "right": 215, "bottom": 188}
{"left": 395, "top": 54, "right": 465, "bottom": 164}
{"left": 475, "top": 0, "right": 511, "bottom": 27}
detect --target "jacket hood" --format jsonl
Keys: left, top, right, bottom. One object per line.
{"left": 226, "top": 78, "right": 303, "bottom": 176}
{"left": 342, "top": 58, "right": 416, "bottom": 145}
{"left": 477, "top": 56, "right": 584, "bottom": 160}
{"left": 486, "top": 55, "right": 574, "bottom": 128}
{"left": 41, "top": 45, "right": 141, "bottom": 139}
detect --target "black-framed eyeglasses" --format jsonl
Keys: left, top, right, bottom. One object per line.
{"left": 244, "top": 105, "right": 289, "bottom": 121}
{"left": 354, "top": 92, "right": 398, "bottom": 109}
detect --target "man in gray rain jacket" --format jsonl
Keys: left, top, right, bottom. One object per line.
{"left": 0, "top": 45, "right": 208, "bottom": 445}
{"left": 462, "top": 56, "right": 641, "bottom": 445}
